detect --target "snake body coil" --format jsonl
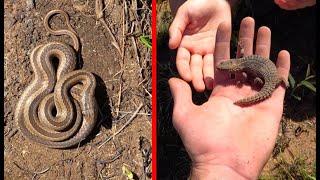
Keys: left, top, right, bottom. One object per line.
{"left": 14, "top": 10, "right": 97, "bottom": 148}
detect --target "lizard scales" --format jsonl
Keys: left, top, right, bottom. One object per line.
{"left": 217, "top": 55, "right": 288, "bottom": 105}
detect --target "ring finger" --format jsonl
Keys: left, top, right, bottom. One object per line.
{"left": 190, "top": 54, "right": 205, "bottom": 92}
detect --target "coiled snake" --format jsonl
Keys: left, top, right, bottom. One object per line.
{"left": 14, "top": 10, "right": 98, "bottom": 148}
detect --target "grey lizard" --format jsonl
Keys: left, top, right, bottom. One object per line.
{"left": 217, "top": 54, "right": 289, "bottom": 105}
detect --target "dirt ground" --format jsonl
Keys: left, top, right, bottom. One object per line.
{"left": 4, "top": 0, "right": 151, "bottom": 179}
{"left": 156, "top": 1, "right": 316, "bottom": 179}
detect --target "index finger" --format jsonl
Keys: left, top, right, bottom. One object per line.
{"left": 168, "top": 5, "right": 189, "bottom": 49}
{"left": 214, "top": 21, "right": 231, "bottom": 83}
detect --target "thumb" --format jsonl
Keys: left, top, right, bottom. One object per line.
{"left": 168, "top": 78, "right": 195, "bottom": 121}
{"left": 168, "top": 6, "right": 189, "bottom": 49}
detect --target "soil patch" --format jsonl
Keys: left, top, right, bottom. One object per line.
{"left": 4, "top": 0, "right": 151, "bottom": 179}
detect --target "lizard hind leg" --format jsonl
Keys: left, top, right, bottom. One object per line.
{"left": 235, "top": 72, "right": 247, "bottom": 87}
{"left": 253, "top": 77, "right": 264, "bottom": 87}
{"left": 241, "top": 72, "right": 248, "bottom": 80}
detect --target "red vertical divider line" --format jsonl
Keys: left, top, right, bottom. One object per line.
{"left": 151, "top": 0, "right": 157, "bottom": 179}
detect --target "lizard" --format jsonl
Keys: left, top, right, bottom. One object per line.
{"left": 216, "top": 54, "right": 289, "bottom": 105}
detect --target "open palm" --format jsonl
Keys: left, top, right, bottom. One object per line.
{"left": 169, "top": 0, "right": 232, "bottom": 92}
{"left": 169, "top": 17, "right": 290, "bottom": 179}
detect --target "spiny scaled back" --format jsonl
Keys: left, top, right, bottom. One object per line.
{"left": 217, "top": 55, "right": 288, "bottom": 105}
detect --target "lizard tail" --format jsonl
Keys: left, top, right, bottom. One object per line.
{"left": 234, "top": 84, "right": 274, "bottom": 106}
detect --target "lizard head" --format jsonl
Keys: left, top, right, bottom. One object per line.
{"left": 216, "top": 60, "right": 242, "bottom": 72}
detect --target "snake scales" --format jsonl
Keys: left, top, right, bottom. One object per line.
{"left": 14, "top": 10, "right": 98, "bottom": 148}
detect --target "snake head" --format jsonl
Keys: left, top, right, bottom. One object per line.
{"left": 217, "top": 60, "right": 242, "bottom": 72}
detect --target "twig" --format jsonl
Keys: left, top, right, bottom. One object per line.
{"left": 114, "top": 0, "right": 128, "bottom": 119}
{"left": 115, "top": 72, "right": 123, "bottom": 117}
{"left": 137, "top": 78, "right": 147, "bottom": 86}
{"left": 121, "top": 0, "right": 127, "bottom": 61}
{"left": 13, "top": 162, "right": 50, "bottom": 177}
{"left": 96, "top": 148, "right": 123, "bottom": 164}
{"left": 112, "top": 68, "right": 126, "bottom": 78}
{"left": 6, "top": 128, "right": 18, "bottom": 139}
{"left": 95, "top": 0, "right": 121, "bottom": 55}
{"left": 99, "top": 18, "right": 121, "bottom": 55}
{"left": 138, "top": 0, "right": 151, "bottom": 11}
{"left": 13, "top": 162, "right": 33, "bottom": 174}
{"left": 116, "top": 113, "right": 129, "bottom": 121}
{"left": 116, "top": 111, "right": 150, "bottom": 116}
{"left": 31, "top": 167, "right": 51, "bottom": 180}
{"left": 113, "top": 68, "right": 124, "bottom": 119}
{"left": 131, "top": 36, "right": 141, "bottom": 69}
{"left": 113, "top": 0, "right": 128, "bottom": 118}
{"left": 98, "top": 103, "right": 143, "bottom": 149}
{"left": 34, "top": 167, "right": 50, "bottom": 175}
{"left": 143, "top": 86, "right": 152, "bottom": 98}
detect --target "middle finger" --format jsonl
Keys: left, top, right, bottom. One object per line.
{"left": 255, "top": 26, "right": 271, "bottom": 58}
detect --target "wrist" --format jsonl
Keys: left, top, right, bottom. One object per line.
{"left": 189, "top": 164, "right": 249, "bottom": 180}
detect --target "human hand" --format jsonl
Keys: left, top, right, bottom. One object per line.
{"left": 274, "top": 0, "right": 316, "bottom": 10}
{"left": 168, "top": 0, "right": 233, "bottom": 92}
{"left": 168, "top": 17, "right": 290, "bottom": 179}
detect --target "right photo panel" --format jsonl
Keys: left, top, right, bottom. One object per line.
{"left": 156, "top": 0, "right": 316, "bottom": 179}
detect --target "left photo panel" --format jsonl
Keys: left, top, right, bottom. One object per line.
{"left": 4, "top": 0, "right": 152, "bottom": 179}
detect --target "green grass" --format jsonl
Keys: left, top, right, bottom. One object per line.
{"left": 156, "top": 3, "right": 172, "bottom": 48}
{"left": 288, "top": 64, "right": 316, "bottom": 101}
{"left": 275, "top": 156, "right": 315, "bottom": 179}
{"left": 139, "top": 35, "right": 152, "bottom": 49}
{"left": 259, "top": 155, "right": 316, "bottom": 180}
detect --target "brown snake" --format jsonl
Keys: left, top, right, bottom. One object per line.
{"left": 14, "top": 10, "right": 98, "bottom": 148}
